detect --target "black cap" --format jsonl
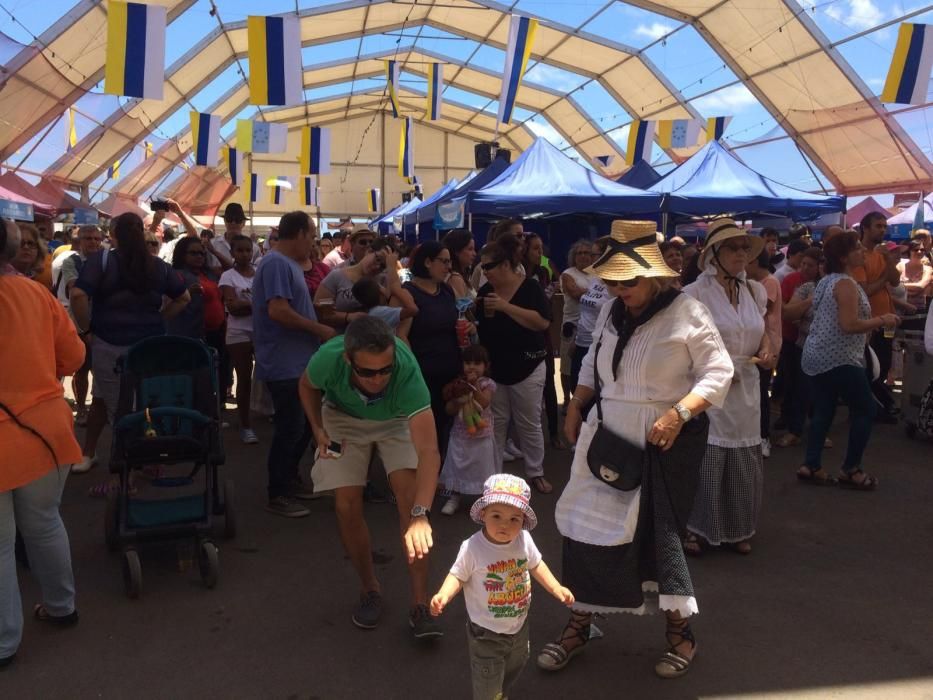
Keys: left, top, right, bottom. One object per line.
{"left": 222, "top": 203, "right": 248, "bottom": 222}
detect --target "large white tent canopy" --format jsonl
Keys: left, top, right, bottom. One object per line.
{"left": 2, "top": 0, "right": 932, "bottom": 217}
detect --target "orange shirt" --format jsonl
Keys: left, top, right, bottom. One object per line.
{"left": 851, "top": 247, "right": 892, "bottom": 316}
{"left": 0, "top": 274, "right": 85, "bottom": 490}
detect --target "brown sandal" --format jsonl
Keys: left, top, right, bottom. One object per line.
{"left": 655, "top": 618, "right": 697, "bottom": 679}
{"left": 532, "top": 476, "right": 553, "bottom": 494}
{"left": 536, "top": 611, "right": 602, "bottom": 671}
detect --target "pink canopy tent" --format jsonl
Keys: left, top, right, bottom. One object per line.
{"left": 845, "top": 196, "right": 891, "bottom": 227}
{"left": 35, "top": 177, "right": 88, "bottom": 213}
{"left": 159, "top": 167, "right": 236, "bottom": 222}
{"left": 0, "top": 181, "right": 55, "bottom": 218}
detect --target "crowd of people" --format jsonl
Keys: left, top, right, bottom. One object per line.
{"left": 2, "top": 203, "right": 933, "bottom": 699}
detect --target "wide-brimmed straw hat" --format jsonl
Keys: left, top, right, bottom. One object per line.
{"left": 699, "top": 218, "right": 765, "bottom": 270}
{"left": 469, "top": 474, "right": 538, "bottom": 531}
{"left": 585, "top": 220, "right": 678, "bottom": 281}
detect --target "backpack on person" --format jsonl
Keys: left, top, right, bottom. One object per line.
{"left": 52, "top": 252, "right": 84, "bottom": 298}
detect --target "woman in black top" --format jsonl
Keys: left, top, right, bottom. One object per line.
{"left": 399, "top": 241, "right": 464, "bottom": 456}
{"left": 477, "top": 233, "right": 553, "bottom": 493}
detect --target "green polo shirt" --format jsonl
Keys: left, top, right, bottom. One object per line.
{"left": 307, "top": 336, "right": 431, "bottom": 421}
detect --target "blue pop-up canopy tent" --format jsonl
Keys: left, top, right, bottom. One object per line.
{"left": 616, "top": 159, "right": 661, "bottom": 189}
{"left": 373, "top": 196, "right": 421, "bottom": 234}
{"left": 402, "top": 177, "right": 464, "bottom": 229}
{"left": 411, "top": 158, "right": 511, "bottom": 229}
{"left": 650, "top": 140, "right": 845, "bottom": 219}
{"left": 467, "top": 138, "right": 664, "bottom": 216}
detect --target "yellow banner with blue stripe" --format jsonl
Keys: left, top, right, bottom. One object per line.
{"left": 107, "top": 161, "right": 120, "bottom": 180}
{"left": 303, "top": 177, "right": 319, "bottom": 207}
{"left": 705, "top": 116, "right": 732, "bottom": 142}
{"left": 189, "top": 112, "right": 220, "bottom": 167}
{"left": 625, "top": 120, "right": 655, "bottom": 166}
{"left": 368, "top": 188, "right": 380, "bottom": 214}
{"left": 104, "top": 1, "right": 166, "bottom": 100}
{"left": 497, "top": 15, "right": 538, "bottom": 125}
{"left": 67, "top": 108, "right": 77, "bottom": 151}
{"left": 244, "top": 173, "right": 259, "bottom": 203}
{"left": 300, "top": 126, "right": 332, "bottom": 175}
{"left": 386, "top": 60, "right": 401, "bottom": 118}
{"left": 398, "top": 118, "right": 414, "bottom": 179}
{"left": 248, "top": 15, "right": 302, "bottom": 106}
{"left": 426, "top": 63, "right": 443, "bottom": 120}
{"left": 882, "top": 23, "right": 933, "bottom": 105}
{"left": 222, "top": 146, "right": 243, "bottom": 187}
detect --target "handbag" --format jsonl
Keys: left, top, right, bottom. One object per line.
{"left": 586, "top": 320, "right": 645, "bottom": 491}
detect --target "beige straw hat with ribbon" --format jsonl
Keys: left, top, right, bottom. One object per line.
{"left": 585, "top": 220, "right": 678, "bottom": 281}
{"left": 699, "top": 218, "right": 765, "bottom": 270}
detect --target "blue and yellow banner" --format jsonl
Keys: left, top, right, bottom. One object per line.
{"left": 236, "top": 120, "right": 287, "bottom": 154}
{"left": 657, "top": 119, "right": 702, "bottom": 149}
{"left": 497, "top": 15, "right": 538, "bottom": 125}
{"left": 882, "top": 23, "right": 933, "bottom": 105}
{"left": 222, "top": 146, "right": 243, "bottom": 187}
{"left": 104, "top": 1, "right": 166, "bottom": 100}
{"left": 368, "top": 188, "right": 380, "bottom": 214}
{"left": 300, "top": 126, "right": 332, "bottom": 175}
{"left": 248, "top": 15, "right": 302, "bottom": 106}
{"left": 426, "top": 63, "right": 443, "bottom": 121}
{"left": 107, "top": 160, "right": 120, "bottom": 180}
{"left": 245, "top": 172, "right": 259, "bottom": 203}
{"left": 303, "top": 177, "right": 319, "bottom": 207}
{"left": 625, "top": 120, "right": 655, "bottom": 166}
{"left": 144, "top": 141, "right": 153, "bottom": 160}
{"left": 269, "top": 177, "right": 288, "bottom": 206}
{"left": 67, "top": 108, "right": 77, "bottom": 151}
{"left": 190, "top": 111, "right": 220, "bottom": 167}
{"left": 705, "top": 116, "right": 732, "bottom": 142}
{"left": 398, "top": 118, "right": 414, "bottom": 179}
{"left": 386, "top": 60, "right": 401, "bottom": 118}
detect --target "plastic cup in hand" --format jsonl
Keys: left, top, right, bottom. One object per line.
{"left": 884, "top": 326, "right": 895, "bottom": 340}
{"left": 456, "top": 318, "right": 470, "bottom": 348}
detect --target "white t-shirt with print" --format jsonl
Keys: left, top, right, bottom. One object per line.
{"left": 450, "top": 529, "right": 542, "bottom": 635}
{"left": 218, "top": 267, "right": 255, "bottom": 333}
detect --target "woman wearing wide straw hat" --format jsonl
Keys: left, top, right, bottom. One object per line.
{"left": 537, "top": 220, "right": 733, "bottom": 679}
{"left": 682, "top": 218, "right": 774, "bottom": 556}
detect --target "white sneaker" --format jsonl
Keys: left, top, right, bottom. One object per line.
{"left": 441, "top": 495, "right": 460, "bottom": 516}
{"left": 240, "top": 428, "right": 259, "bottom": 444}
{"left": 71, "top": 455, "right": 97, "bottom": 474}
{"left": 503, "top": 440, "right": 523, "bottom": 462}
{"left": 761, "top": 438, "right": 771, "bottom": 458}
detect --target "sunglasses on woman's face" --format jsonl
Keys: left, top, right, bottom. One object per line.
{"left": 351, "top": 362, "right": 394, "bottom": 378}
{"left": 481, "top": 260, "right": 504, "bottom": 272}
{"left": 604, "top": 278, "right": 640, "bottom": 288}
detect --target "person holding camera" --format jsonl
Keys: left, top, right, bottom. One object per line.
{"left": 313, "top": 234, "right": 388, "bottom": 332}
{"left": 298, "top": 316, "right": 442, "bottom": 639}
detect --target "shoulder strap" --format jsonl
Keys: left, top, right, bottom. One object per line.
{"left": 592, "top": 307, "right": 614, "bottom": 424}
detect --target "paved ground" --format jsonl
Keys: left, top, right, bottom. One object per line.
{"left": 4, "top": 395, "right": 933, "bottom": 699}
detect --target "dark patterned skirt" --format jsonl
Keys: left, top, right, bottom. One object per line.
{"left": 562, "top": 430, "right": 701, "bottom": 616}
{"left": 687, "top": 444, "right": 763, "bottom": 545}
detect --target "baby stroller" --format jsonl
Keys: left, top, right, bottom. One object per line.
{"left": 106, "top": 335, "right": 234, "bottom": 598}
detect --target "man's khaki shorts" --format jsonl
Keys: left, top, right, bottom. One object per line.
{"left": 311, "top": 404, "right": 418, "bottom": 491}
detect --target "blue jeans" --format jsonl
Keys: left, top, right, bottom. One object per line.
{"left": 0, "top": 467, "right": 75, "bottom": 658}
{"left": 266, "top": 378, "right": 313, "bottom": 500}
{"left": 804, "top": 365, "right": 876, "bottom": 474}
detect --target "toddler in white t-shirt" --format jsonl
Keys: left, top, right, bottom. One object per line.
{"left": 430, "top": 474, "right": 574, "bottom": 700}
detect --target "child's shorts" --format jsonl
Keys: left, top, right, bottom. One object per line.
{"left": 466, "top": 618, "right": 530, "bottom": 700}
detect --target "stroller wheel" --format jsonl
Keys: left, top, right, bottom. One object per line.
{"left": 105, "top": 490, "right": 120, "bottom": 553}
{"left": 199, "top": 541, "right": 219, "bottom": 589}
{"left": 223, "top": 480, "right": 237, "bottom": 540}
{"left": 122, "top": 549, "right": 142, "bottom": 599}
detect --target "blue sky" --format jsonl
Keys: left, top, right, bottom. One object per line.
{"left": 3, "top": 0, "right": 932, "bottom": 204}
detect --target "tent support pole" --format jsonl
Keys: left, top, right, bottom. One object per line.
{"left": 661, "top": 212, "right": 669, "bottom": 238}
{"left": 247, "top": 153, "right": 254, "bottom": 238}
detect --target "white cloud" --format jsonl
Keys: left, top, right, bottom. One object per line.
{"left": 824, "top": 0, "right": 885, "bottom": 30}
{"left": 526, "top": 119, "right": 567, "bottom": 148}
{"left": 524, "top": 64, "right": 581, "bottom": 93}
{"left": 866, "top": 76, "right": 885, "bottom": 89}
{"left": 692, "top": 84, "right": 757, "bottom": 113}
{"left": 633, "top": 22, "right": 674, "bottom": 41}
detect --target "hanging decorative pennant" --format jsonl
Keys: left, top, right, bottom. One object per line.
{"left": 426, "top": 63, "right": 443, "bottom": 120}
{"left": 144, "top": 141, "right": 153, "bottom": 160}
{"left": 625, "top": 120, "right": 655, "bottom": 166}
{"left": 398, "top": 117, "right": 414, "bottom": 179}
{"left": 497, "top": 15, "right": 538, "bottom": 125}
{"left": 104, "top": 1, "right": 166, "bottom": 100}
{"left": 236, "top": 119, "right": 288, "bottom": 154}
{"left": 247, "top": 15, "right": 302, "bottom": 106}
{"left": 299, "top": 126, "right": 332, "bottom": 175}
{"left": 67, "top": 108, "right": 78, "bottom": 151}
{"left": 656, "top": 119, "right": 702, "bottom": 149}
{"left": 705, "top": 116, "right": 732, "bottom": 142}
{"left": 244, "top": 172, "right": 259, "bottom": 203}
{"left": 189, "top": 112, "right": 221, "bottom": 167}
{"left": 385, "top": 60, "right": 401, "bottom": 118}
{"left": 882, "top": 23, "right": 933, "bottom": 105}
{"left": 107, "top": 160, "right": 120, "bottom": 180}
{"left": 223, "top": 146, "right": 243, "bottom": 187}
{"left": 595, "top": 155, "right": 614, "bottom": 168}
{"left": 303, "top": 176, "right": 319, "bottom": 207}
{"left": 368, "top": 188, "right": 380, "bottom": 213}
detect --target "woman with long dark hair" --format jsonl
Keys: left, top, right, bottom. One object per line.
{"left": 399, "top": 241, "right": 464, "bottom": 456}
{"left": 69, "top": 213, "right": 190, "bottom": 477}
{"left": 442, "top": 228, "right": 477, "bottom": 301}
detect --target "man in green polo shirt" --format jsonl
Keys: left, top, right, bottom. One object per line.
{"left": 299, "top": 316, "right": 442, "bottom": 639}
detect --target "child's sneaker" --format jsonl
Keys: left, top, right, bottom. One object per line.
{"left": 441, "top": 494, "right": 460, "bottom": 516}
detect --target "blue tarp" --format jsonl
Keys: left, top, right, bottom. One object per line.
{"left": 402, "top": 178, "right": 464, "bottom": 229}
{"left": 373, "top": 196, "right": 421, "bottom": 234}
{"left": 650, "top": 140, "right": 845, "bottom": 219}
{"left": 616, "top": 159, "right": 661, "bottom": 189}
{"left": 410, "top": 158, "right": 511, "bottom": 228}
{"left": 467, "top": 138, "right": 663, "bottom": 216}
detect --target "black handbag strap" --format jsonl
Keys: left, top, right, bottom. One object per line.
{"left": 591, "top": 310, "right": 614, "bottom": 425}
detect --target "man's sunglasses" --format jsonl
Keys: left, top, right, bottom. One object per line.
{"left": 603, "top": 278, "right": 640, "bottom": 288}
{"left": 352, "top": 363, "right": 394, "bottom": 378}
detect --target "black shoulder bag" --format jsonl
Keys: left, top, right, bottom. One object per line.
{"left": 586, "top": 310, "right": 646, "bottom": 491}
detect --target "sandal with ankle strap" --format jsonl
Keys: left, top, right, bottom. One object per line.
{"left": 655, "top": 618, "right": 696, "bottom": 679}
{"left": 536, "top": 611, "right": 603, "bottom": 671}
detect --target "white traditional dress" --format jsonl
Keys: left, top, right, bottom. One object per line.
{"left": 682, "top": 267, "right": 767, "bottom": 545}
{"left": 555, "top": 293, "right": 732, "bottom": 616}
